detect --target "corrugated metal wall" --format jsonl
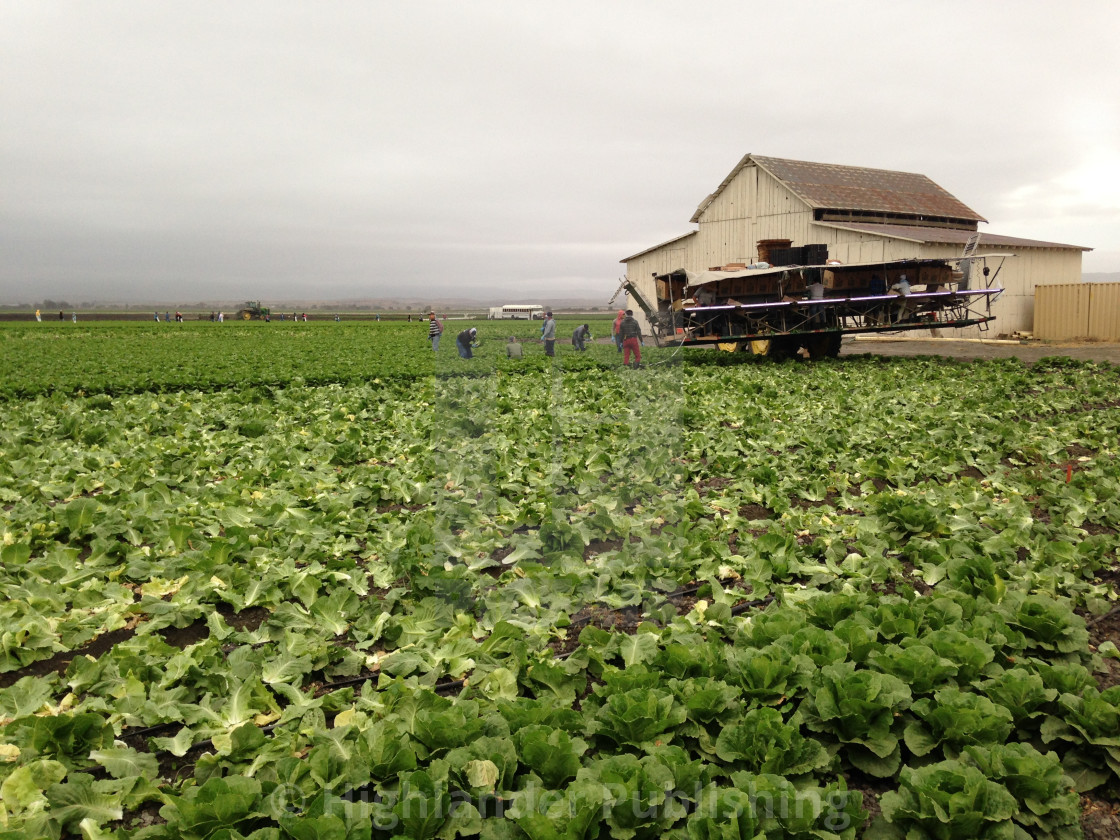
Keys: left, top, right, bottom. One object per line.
{"left": 1089, "top": 283, "right": 1120, "bottom": 340}
{"left": 1035, "top": 283, "right": 1120, "bottom": 341}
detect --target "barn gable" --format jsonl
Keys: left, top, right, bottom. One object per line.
{"left": 692, "top": 153, "right": 985, "bottom": 227}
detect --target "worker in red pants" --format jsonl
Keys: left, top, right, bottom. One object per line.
{"left": 619, "top": 309, "right": 643, "bottom": 368}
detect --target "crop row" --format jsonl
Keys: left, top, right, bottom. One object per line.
{"left": 0, "top": 319, "right": 630, "bottom": 400}
{"left": 0, "top": 354, "right": 1118, "bottom": 838}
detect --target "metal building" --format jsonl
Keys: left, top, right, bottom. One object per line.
{"left": 621, "top": 154, "right": 1090, "bottom": 336}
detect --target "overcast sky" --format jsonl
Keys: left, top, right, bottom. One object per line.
{"left": 3, "top": 1, "right": 1119, "bottom": 305}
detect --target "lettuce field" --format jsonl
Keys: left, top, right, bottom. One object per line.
{"left": 1, "top": 320, "right": 1118, "bottom": 840}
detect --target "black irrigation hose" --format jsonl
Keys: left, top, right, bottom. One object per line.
{"left": 731, "top": 595, "right": 776, "bottom": 615}
{"left": 1088, "top": 604, "right": 1120, "bottom": 627}
{"left": 119, "top": 721, "right": 182, "bottom": 740}
{"left": 565, "top": 577, "right": 745, "bottom": 630}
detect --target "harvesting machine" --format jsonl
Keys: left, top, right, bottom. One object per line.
{"left": 614, "top": 247, "right": 1009, "bottom": 360}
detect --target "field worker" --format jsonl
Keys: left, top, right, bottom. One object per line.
{"left": 866, "top": 274, "right": 888, "bottom": 325}
{"left": 540, "top": 311, "right": 557, "bottom": 357}
{"left": 572, "top": 323, "right": 592, "bottom": 351}
{"left": 35, "top": 309, "right": 41, "bottom": 322}
{"left": 457, "top": 327, "right": 478, "bottom": 359}
{"left": 889, "top": 273, "right": 912, "bottom": 323}
{"left": 613, "top": 309, "right": 631, "bottom": 351}
{"left": 72, "top": 312, "right": 77, "bottom": 323}
{"left": 613, "top": 309, "right": 631, "bottom": 349}
{"left": 620, "top": 309, "right": 643, "bottom": 368}
{"left": 805, "top": 274, "right": 825, "bottom": 325}
{"left": 506, "top": 336, "right": 523, "bottom": 358}
{"left": 427, "top": 311, "right": 443, "bottom": 351}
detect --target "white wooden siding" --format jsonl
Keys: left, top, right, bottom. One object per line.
{"left": 916, "top": 246, "right": 1083, "bottom": 337}
{"left": 696, "top": 165, "right": 817, "bottom": 265}
{"left": 622, "top": 234, "right": 697, "bottom": 331}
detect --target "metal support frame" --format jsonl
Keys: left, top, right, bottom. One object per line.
{"left": 627, "top": 254, "right": 1012, "bottom": 350}
{"left": 676, "top": 289, "right": 1001, "bottom": 346}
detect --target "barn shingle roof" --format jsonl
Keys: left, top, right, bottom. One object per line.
{"left": 814, "top": 221, "right": 1089, "bottom": 251}
{"left": 691, "top": 154, "right": 987, "bottom": 224}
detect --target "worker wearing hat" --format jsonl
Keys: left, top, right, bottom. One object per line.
{"left": 427, "top": 311, "right": 443, "bottom": 351}
{"left": 456, "top": 327, "right": 478, "bottom": 359}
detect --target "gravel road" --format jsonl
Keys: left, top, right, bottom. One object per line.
{"left": 842, "top": 336, "right": 1120, "bottom": 365}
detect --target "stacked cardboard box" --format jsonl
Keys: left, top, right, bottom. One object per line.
{"left": 917, "top": 265, "right": 953, "bottom": 288}
{"left": 824, "top": 269, "right": 866, "bottom": 291}
{"left": 718, "top": 276, "right": 781, "bottom": 298}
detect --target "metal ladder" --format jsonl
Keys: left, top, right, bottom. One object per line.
{"left": 607, "top": 276, "right": 628, "bottom": 308}
{"left": 963, "top": 232, "right": 981, "bottom": 258}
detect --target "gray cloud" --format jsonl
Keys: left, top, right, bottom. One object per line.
{"left": 2, "top": 1, "right": 1118, "bottom": 306}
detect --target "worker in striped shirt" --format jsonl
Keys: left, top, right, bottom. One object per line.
{"left": 427, "top": 311, "right": 443, "bottom": 351}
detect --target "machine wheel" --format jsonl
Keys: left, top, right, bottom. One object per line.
{"left": 825, "top": 332, "right": 843, "bottom": 357}
{"left": 805, "top": 332, "right": 842, "bottom": 359}
{"left": 766, "top": 336, "right": 798, "bottom": 361}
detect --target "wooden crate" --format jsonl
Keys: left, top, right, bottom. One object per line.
{"left": 757, "top": 239, "right": 792, "bottom": 263}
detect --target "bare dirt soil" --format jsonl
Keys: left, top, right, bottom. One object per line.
{"left": 842, "top": 336, "right": 1120, "bottom": 365}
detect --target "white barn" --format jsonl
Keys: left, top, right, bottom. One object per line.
{"left": 621, "top": 154, "right": 1090, "bottom": 337}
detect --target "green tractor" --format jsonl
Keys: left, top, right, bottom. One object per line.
{"left": 236, "top": 301, "right": 270, "bottom": 320}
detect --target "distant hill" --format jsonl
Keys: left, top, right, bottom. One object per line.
{"left": 0, "top": 298, "right": 614, "bottom": 313}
